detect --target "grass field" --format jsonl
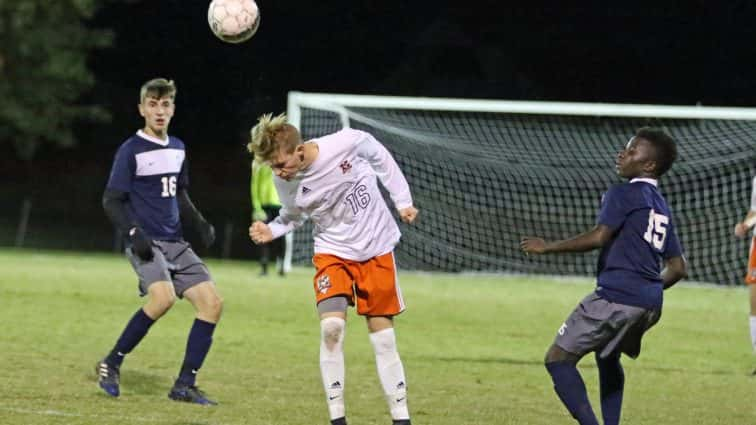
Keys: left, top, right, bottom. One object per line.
{"left": 1, "top": 248, "right": 755, "bottom": 425}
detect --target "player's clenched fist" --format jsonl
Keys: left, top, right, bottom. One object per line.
{"left": 734, "top": 221, "right": 751, "bottom": 238}
{"left": 249, "top": 221, "right": 273, "bottom": 244}
{"left": 399, "top": 206, "right": 418, "bottom": 224}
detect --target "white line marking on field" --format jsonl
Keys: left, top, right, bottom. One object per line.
{"left": 0, "top": 406, "right": 158, "bottom": 423}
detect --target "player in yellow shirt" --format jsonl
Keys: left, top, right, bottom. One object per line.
{"left": 250, "top": 160, "right": 287, "bottom": 276}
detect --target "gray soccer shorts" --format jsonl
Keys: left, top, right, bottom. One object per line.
{"left": 553, "top": 291, "right": 660, "bottom": 359}
{"left": 126, "top": 240, "right": 213, "bottom": 298}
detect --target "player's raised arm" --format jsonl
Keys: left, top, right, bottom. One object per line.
{"left": 736, "top": 176, "right": 756, "bottom": 238}
{"left": 521, "top": 224, "right": 614, "bottom": 255}
{"left": 735, "top": 210, "right": 756, "bottom": 238}
{"left": 354, "top": 130, "right": 416, "bottom": 218}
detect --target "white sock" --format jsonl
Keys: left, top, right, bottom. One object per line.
{"left": 320, "top": 317, "right": 346, "bottom": 420}
{"left": 369, "top": 328, "right": 409, "bottom": 421}
{"left": 750, "top": 316, "right": 756, "bottom": 353}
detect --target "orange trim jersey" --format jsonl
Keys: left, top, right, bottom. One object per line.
{"left": 267, "top": 128, "right": 413, "bottom": 262}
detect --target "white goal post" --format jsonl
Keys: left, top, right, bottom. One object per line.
{"left": 287, "top": 91, "right": 756, "bottom": 285}
{"left": 289, "top": 92, "right": 756, "bottom": 127}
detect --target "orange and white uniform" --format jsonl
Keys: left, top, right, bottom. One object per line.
{"left": 747, "top": 176, "right": 756, "bottom": 284}
{"left": 267, "top": 128, "right": 413, "bottom": 315}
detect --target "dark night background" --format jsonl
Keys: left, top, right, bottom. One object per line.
{"left": 4, "top": 0, "right": 756, "bottom": 259}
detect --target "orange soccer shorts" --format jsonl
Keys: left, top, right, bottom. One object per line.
{"left": 747, "top": 236, "right": 756, "bottom": 284}
{"left": 312, "top": 251, "right": 405, "bottom": 316}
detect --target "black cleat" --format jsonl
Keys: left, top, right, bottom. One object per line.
{"left": 168, "top": 384, "right": 217, "bottom": 405}
{"left": 330, "top": 418, "right": 347, "bottom": 425}
{"left": 95, "top": 360, "right": 120, "bottom": 397}
{"left": 393, "top": 420, "right": 411, "bottom": 425}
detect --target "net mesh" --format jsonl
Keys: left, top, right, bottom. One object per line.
{"left": 290, "top": 103, "right": 756, "bottom": 285}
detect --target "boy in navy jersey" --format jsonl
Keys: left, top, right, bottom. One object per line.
{"left": 521, "top": 127, "right": 687, "bottom": 425}
{"left": 96, "top": 78, "right": 222, "bottom": 405}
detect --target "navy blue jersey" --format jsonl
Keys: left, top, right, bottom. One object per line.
{"left": 106, "top": 130, "right": 189, "bottom": 240}
{"left": 595, "top": 178, "right": 683, "bottom": 309}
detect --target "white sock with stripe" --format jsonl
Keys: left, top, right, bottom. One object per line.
{"left": 750, "top": 316, "right": 756, "bottom": 353}
{"left": 369, "top": 327, "right": 409, "bottom": 421}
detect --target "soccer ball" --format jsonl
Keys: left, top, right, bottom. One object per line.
{"left": 207, "top": 0, "right": 260, "bottom": 44}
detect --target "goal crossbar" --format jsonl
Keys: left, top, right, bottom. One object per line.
{"left": 288, "top": 91, "right": 756, "bottom": 128}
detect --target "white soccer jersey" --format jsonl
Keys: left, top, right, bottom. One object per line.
{"left": 267, "top": 128, "right": 413, "bottom": 261}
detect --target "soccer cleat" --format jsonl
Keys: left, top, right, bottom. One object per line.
{"left": 392, "top": 420, "right": 411, "bottom": 425}
{"left": 168, "top": 384, "right": 217, "bottom": 405}
{"left": 330, "top": 418, "right": 347, "bottom": 425}
{"left": 95, "top": 360, "right": 120, "bottom": 397}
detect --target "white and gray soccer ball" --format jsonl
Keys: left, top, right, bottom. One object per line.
{"left": 208, "top": 0, "right": 260, "bottom": 44}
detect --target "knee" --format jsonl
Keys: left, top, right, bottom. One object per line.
{"left": 544, "top": 344, "right": 577, "bottom": 365}
{"left": 544, "top": 345, "right": 557, "bottom": 365}
{"left": 203, "top": 294, "right": 224, "bottom": 321}
{"left": 148, "top": 294, "right": 176, "bottom": 316}
{"left": 321, "top": 317, "right": 346, "bottom": 350}
{"left": 211, "top": 295, "right": 224, "bottom": 315}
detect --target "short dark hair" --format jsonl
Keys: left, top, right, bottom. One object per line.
{"left": 139, "top": 78, "right": 176, "bottom": 103}
{"left": 636, "top": 127, "right": 677, "bottom": 177}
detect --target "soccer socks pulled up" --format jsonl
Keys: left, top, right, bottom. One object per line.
{"left": 596, "top": 354, "right": 624, "bottom": 425}
{"left": 750, "top": 316, "right": 756, "bottom": 352}
{"left": 176, "top": 318, "right": 216, "bottom": 387}
{"left": 369, "top": 328, "right": 410, "bottom": 421}
{"left": 320, "top": 317, "right": 346, "bottom": 420}
{"left": 105, "top": 308, "right": 156, "bottom": 368}
{"left": 545, "top": 361, "right": 599, "bottom": 425}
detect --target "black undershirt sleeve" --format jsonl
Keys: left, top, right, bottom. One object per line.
{"left": 177, "top": 188, "right": 207, "bottom": 230}
{"left": 102, "top": 188, "right": 137, "bottom": 234}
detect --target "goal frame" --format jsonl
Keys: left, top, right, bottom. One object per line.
{"left": 288, "top": 92, "right": 756, "bottom": 131}
{"left": 286, "top": 92, "right": 756, "bottom": 281}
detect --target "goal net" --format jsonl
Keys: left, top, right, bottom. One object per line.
{"left": 286, "top": 92, "right": 756, "bottom": 285}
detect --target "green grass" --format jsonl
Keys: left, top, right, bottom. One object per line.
{"left": 1, "top": 248, "right": 754, "bottom": 425}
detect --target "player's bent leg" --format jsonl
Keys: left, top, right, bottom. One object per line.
{"left": 142, "top": 281, "right": 177, "bottom": 320}
{"left": 367, "top": 316, "right": 410, "bottom": 424}
{"left": 595, "top": 352, "right": 624, "bottom": 425}
{"left": 318, "top": 296, "right": 348, "bottom": 424}
{"left": 320, "top": 314, "right": 347, "bottom": 423}
{"left": 747, "top": 284, "right": 756, "bottom": 375}
{"left": 544, "top": 344, "right": 598, "bottom": 425}
{"left": 749, "top": 285, "right": 756, "bottom": 351}
{"left": 183, "top": 281, "right": 223, "bottom": 323}
{"left": 96, "top": 280, "right": 171, "bottom": 398}
{"left": 170, "top": 281, "right": 222, "bottom": 405}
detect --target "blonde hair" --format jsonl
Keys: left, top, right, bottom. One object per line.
{"left": 247, "top": 112, "right": 301, "bottom": 162}
{"left": 139, "top": 78, "right": 176, "bottom": 103}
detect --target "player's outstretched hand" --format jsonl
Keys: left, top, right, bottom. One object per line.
{"left": 200, "top": 221, "right": 216, "bottom": 248}
{"left": 249, "top": 221, "right": 273, "bottom": 245}
{"left": 520, "top": 236, "right": 546, "bottom": 255}
{"left": 399, "top": 206, "right": 418, "bottom": 224}
{"left": 129, "top": 227, "right": 154, "bottom": 261}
